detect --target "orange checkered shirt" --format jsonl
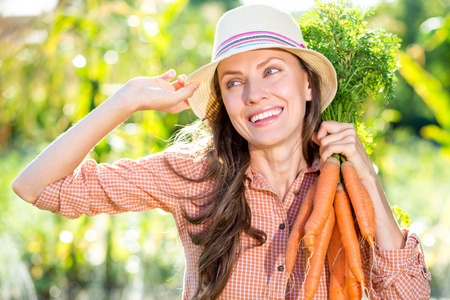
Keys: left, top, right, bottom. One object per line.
{"left": 34, "top": 147, "right": 431, "bottom": 299}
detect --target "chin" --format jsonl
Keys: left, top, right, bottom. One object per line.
{"left": 246, "top": 131, "right": 303, "bottom": 150}
{"left": 247, "top": 136, "right": 287, "bottom": 149}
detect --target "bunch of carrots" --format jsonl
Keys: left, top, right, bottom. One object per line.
{"left": 285, "top": 156, "right": 376, "bottom": 300}
{"left": 286, "top": 0, "right": 401, "bottom": 298}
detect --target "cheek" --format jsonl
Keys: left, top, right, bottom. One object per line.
{"left": 222, "top": 98, "right": 242, "bottom": 125}
{"left": 271, "top": 80, "right": 292, "bottom": 97}
{"left": 222, "top": 92, "right": 243, "bottom": 115}
{"left": 222, "top": 95, "right": 232, "bottom": 113}
{"left": 222, "top": 97, "right": 249, "bottom": 137}
{"left": 272, "top": 76, "right": 307, "bottom": 100}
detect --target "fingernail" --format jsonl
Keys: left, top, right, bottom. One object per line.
{"left": 193, "top": 82, "right": 200, "bottom": 89}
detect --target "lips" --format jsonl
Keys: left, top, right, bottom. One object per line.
{"left": 249, "top": 108, "right": 283, "bottom": 123}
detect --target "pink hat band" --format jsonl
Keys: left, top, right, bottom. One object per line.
{"left": 214, "top": 31, "right": 306, "bottom": 60}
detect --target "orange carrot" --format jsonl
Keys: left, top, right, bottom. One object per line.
{"left": 334, "top": 183, "right": 365, "bottom": 287}
{"left": 303, "top": 234, "right": 316, "bottom": 258}
{"left": 286, "top": 179, "right": 317, "bottom": 274}
{"left": 327, "top": 221, "right": 347, "bottom": 300}
{"left": 304, "top": 156, "right": 340, "bottom": 253}
{"left": 347, "top": 264, "right": 363, "bottom": 300}
{"left": 358, "top": 178, "right": 376, "bottom": 240}
{"left": 341, "top": 161, "right": 375, "bottom": 248}
{"left": 304, "top": 207, "right": 335, "bottom": 300}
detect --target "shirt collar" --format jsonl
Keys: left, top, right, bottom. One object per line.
{"left": 244, "top": 156, "right": 320, "bottom": 182}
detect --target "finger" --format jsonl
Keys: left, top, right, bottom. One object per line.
{"left": 167, "top": 82, "right": 199, "bottom": 104}
{"left": 172, "top": 74, "right": 187, "bottom": 91}
{"left": 319, "top": 127, "right": 358, "bottom": 149}
{"left": 320, "top": 141, "right": 356, "bottom": 164}
{"left": 312, "top": 131, "right": 320, "bottom": 145}
{"left": 160, "top": 69, "right": 176, "bottom": 82}
{"left": 316, "top": 121, "right": 354, "bottom": 141}
{"left": 320, "top": 138, "right": 372, "bottom": 178}
{"left": 177, "top": 74, "right": 187, "bottom": 84}
{"left": 167, "top": 99, "right": 191, "bottom": 114}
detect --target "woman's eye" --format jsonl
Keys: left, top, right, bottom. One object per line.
{"left": 227, "top": 81, "right": 241, "bottom": 88}
{"left": 265, "top": 68, "right": 280, "bottom": 76}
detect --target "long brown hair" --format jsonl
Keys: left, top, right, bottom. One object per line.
{"left": 168, "top": 56, "right": 322, "bottom": 299}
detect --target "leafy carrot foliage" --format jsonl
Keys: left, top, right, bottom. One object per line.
{"left": 299, "top": 0, "right": 401, "bottom": 154}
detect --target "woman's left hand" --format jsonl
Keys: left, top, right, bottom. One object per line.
{"left": 313, "top": 120, "right": 407, "bottom": 250}
{"left": 312, "top": 120, "right": 376, "bottom": 185}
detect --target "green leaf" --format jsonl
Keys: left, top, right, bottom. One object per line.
{"left": 391, "top": 205, "right": 411, "bottom": 228}
{"left": 420, "top": 124, "right": 450, "bottom": 148}
{"left": 398, "top": 50, "right": 450, "bottom": 129}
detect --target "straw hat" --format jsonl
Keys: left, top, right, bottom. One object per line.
{"left": 186, "top": 4, "right": 337, "bottom": 124}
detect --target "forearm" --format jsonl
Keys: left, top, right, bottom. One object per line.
{"left": 12, "top": 71, "right": 198, "bottom": 204}
{"left": 362, "top": 174, "right": 406, "bottom": 250}
{"left": 12, "top": 93, "right": 135, "bottom": 204}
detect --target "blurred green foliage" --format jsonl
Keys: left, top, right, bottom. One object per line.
{"left": 1, "top": 0, "right": 449, "bottom": 298}
{"left": 365, "top": 0, "right": 450, "bottom": 297}
{"left": 398, "top": 49, "right": 450, "bottom": 155}
{"left": 367, "top": 0, "right": 450, "bottom": 135}
{"left": 371, "top": 129, "right": 450, "bottom": 297}
{"left": 1, "top": 0, "right": 233, "bottom": 298}
{"left": 0, "top": 0, "right": 225, "bottom": 158}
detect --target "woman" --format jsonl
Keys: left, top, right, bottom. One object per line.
{"left": 13, "top": 4, "right": 430, "bottom": 300}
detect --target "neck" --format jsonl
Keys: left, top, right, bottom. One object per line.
{"left": 249, "top": 142, "right": 307, "bottom": 201}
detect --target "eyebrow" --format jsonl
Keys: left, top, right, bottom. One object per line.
{"left": 256, "top": 56, "right": 282, "bottom": 69}
{"left": 219, "top": 70, "right": 242, "bottom": 81}
{"left": 219, "top": 57, "right": 285, "bottom": 81}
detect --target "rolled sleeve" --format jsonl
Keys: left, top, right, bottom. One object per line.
{"left": 33, "top": 148, "right": 211, "bottom": 219}
{"left": 34, "top": 180, "right": 65, "bottom": 213}
{"left": 34, "top": 158, "right": 158, "bottom": 218}
{"left": 363, "top": 229, "right": 431, "bottom": 299}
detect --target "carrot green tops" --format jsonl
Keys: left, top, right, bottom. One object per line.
{"left": 34, "top": 146, "right": 431, "bottom": 299}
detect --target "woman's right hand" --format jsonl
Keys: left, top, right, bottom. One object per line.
{"left": 114, "top": 69, "right": 199, "bottom": 114}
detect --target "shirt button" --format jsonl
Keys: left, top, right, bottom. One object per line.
{"left": 278, "top": 265, "right": 284, "bottom": 272}
{"left": 293, "top": 189, "right": 299, "bottom": 195}
{"left": 279, "top": 223, "right": 286, "bottom": 230}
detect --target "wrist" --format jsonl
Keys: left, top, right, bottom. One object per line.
{"left": 360, "top": 170, "right": 380, "bottom": 196}
{"left": 362, "top": 173, "right": 406, "bottom": 249}
{"left": 107, "top": 84, "right": 140, "bottom": 116}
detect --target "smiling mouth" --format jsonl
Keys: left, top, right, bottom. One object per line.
{"left": 250, "top": 108, "right": 283, "bottom": 123}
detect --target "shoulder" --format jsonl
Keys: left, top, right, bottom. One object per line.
{"left": 160, "top": 144, "right": 211, "bottom": 180}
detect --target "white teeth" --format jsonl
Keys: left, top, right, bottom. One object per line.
{"left": 250, "top": 108, "right": 282, "bottom": 123}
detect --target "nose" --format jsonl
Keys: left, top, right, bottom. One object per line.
{"left": 243, "top": 77, "right": 269, "bottom": 105}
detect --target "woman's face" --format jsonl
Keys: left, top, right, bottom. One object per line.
{"left": 217, "top": 49, "right": 312, "bottom": 151}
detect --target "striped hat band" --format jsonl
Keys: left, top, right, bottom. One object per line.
{"left": 214, "top": 31, "right": 306, "bottom": 60}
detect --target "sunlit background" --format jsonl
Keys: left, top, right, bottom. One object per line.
{"left": 0, "top": 0, "right": 387, "bottom": 16}
{"left": 1, "top": 0, "right": 449, "bottom": 299}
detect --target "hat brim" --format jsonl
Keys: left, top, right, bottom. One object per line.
{"left": 186, "top": 45, "right": 337, "bottom": 123}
